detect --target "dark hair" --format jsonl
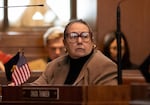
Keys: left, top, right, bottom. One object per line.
{"left": 64, "top": 19, "right": 94, "bottom": 41}
{"left": 103, "top": 31, "right": 137, "bottom": 69}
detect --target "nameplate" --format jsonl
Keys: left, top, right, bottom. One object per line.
{"left": 22, "top": 87, "right": 59, "bottom": 100}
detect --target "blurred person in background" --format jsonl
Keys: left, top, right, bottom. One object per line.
{"left": 43, "top": 26, "right": 66, "bottom": 62}
{"left": 0, "top": 61, "right": 5, "bottom": 72}
{"left": 0, "top": 50, "right": 12, "bottom": 71}
{"left": 102, "top": 31, "right": 139, "bottom": 70}
{"left": 0, "top": 50, "right": 12, "bottom": 64}
{"left": 28, "top": 26, "right": 66, "bottom": 71}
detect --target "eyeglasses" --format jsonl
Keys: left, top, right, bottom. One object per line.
{"left": 66, "top": 32, "right": 91, "bottom": 43}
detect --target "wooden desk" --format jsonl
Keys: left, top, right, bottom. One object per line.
{"left": 1, "top": 85, "right": 150, "bottom": 105}
{"left": 130, "top": 84, "right": 150, "bottom": 105}
{"left": 86, "top": 85, "right": 130, "bottom": 105}
{"left": 0, "top": 85, "right": 130, "bottom": 105}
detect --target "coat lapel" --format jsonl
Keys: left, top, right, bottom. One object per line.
{"left": 73, "top": 51, "right": 96, "bottom": 85}
{"left": 73, "top": 66, "right": 88, "bottom": 85}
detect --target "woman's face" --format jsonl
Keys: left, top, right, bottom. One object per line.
{"left": 63, "top": 22, "right": 94, "bottom": 59}
{"left": 109, "top": 38, "right": 125, "bottom": 61}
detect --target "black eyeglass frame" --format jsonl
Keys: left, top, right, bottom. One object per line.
{"left": 65, "top": 32, "right": 92, "bottom": 43}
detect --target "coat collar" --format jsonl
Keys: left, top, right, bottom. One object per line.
{"left": 73, "top": 50, "right": 97, "bottom": 85}
{"left": 53, "top": 50, "right": 97, "bottom": 85}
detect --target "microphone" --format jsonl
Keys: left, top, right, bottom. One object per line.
{"left": 117, "top": 0, "right": 124, "bottom": 32}
{"left": 117, "top": 4, "right": 121, "bottom": 32}
{"left": 0, "top": 4, "right": 44, "bottom": 8}
{"left": 116, "top": 2, "right": 122, "bottom": 84}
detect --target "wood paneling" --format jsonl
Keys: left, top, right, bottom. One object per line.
{"left": 0, "top": 32, "right": 46, "bottom": 61}
{"left": 97, "top": 0, "right": 150, "bottom": 65}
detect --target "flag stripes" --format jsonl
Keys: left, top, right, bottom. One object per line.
{"left": 12, "top": 53, "right": 31, "bottom": 86}
{"left": 12, "top": 63, "right": 31, "bottom": 86}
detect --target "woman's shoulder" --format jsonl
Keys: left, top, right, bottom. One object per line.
{"left": 47, "top": 54, "right": 69, "bottom": 66}
{"left": 93, "top": 50, "right": 116, "bottom": 63}
{"left": 88, "top": 50, "right": 117, "bottom": 68}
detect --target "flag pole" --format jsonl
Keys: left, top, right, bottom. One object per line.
{"left": 19, "top": 48, "right": 24, "bottom": 56}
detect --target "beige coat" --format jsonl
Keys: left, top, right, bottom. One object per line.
{"left": 31, "top": 50, "right": 118, "bottom": 86}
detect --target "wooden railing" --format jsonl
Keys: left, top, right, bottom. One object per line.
{"left": 0, "top": 32, "right": 46, "bottom": 62}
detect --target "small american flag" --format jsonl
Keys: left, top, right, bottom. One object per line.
{"left": 12, "top": 53, "right": 31, "bottom": 86}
